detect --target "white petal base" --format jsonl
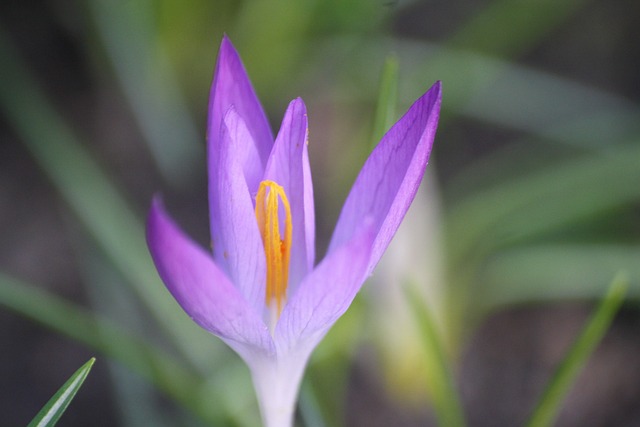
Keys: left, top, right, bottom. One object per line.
{"left": 250, "top": 351, "right": 310, "bottom": 427}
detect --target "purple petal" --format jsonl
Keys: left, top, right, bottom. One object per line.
{"left": 146, "top": 198, "right": 273, "bottom": 356}
{"left": 209, "top": 103, "right": 263, "bottom": 227}
{"left": 208, "top": 35, "right": 273, "bottom": 191}
{"left": 275, "top": 219, "right": 375, "bottom": 352}
{"left": 263, "top": 98, "right": 315, "bottom": 291}
{"left": 209, "top": 108, "right": 267, "bottom": 312}
{"left": 328, "top": 82, "right": 442, "bottom": 275}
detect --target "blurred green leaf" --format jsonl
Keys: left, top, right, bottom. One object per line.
{"left": 303, "top": 298, "right": 367, "bottom": 427}
{"left": 431, "top": 0, "right": 592, "bottom": 128}
{"left": 446, "top": 143, "right": 640, "bottom": 267}
{"left": 370, "top": 54, "right": 399, "bottom": 148}
{"left": 443, "top": 143, "right": 640, "bottom": 341}
{"left": 0, "top": 273, "right": 217, "bottom": 423}
{"left": 449, "top": 0, "right": 591, "bottom": 57}
{"left": 406, "top": 284, "right": 466, "bottom": 427}
{"left": 481, "top": 244, "right": 640, "bottom": 310}
{"left": 233, "top": 0, "right": 312, "bottom": 101}
{"left": 28, "top": 358, "right": 95, "bottom": 427}
{"left": 0, "top": 28, "right": 217, "bottom": 372}
{"left": 76, "top": 241, "right": 175, "bottom": 427}
{"left": 526, "top": 274, "right": 627, "bottom": 427}
{"left": 298, "top": 382, "right": 328, "bottom": 427}
{"left": 87, "top": 0, "right": 202, "bottom": 186}
{"left": 312, "top": 38, "right": 640, "bottom": 149}
{"left": 311, "top": 0, "right": 384, "bottom": 34}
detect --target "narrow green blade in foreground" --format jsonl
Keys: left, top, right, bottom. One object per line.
{"left": 27, "top": 358, "right": 96, "bottom": 427}
{"left": 526, "top": 274, "right": 628, "bottom": 427}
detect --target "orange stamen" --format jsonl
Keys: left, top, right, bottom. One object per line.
{"left": 255, "top": 180, "right": 292, "bottom": 318}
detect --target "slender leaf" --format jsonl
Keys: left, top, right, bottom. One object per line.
{"left": 481, "top": 244, "right": 640, "bottom": 310}
{"left": 446, "top": 143, "right": 640, "bottom": 267}
{"left": 370, "top": 54, "right": 399, "bottom": 147}
{"left": 406, "top": 284, "right": 466, "bottom": 427}
{"left": 442, "top": 143, "right": 640, "bottom": 344}
{"left": 526, "top": 274, "right": 628, "bottom": 427}
{"left": 27, "top": 358, "right": 95, "bottom": 427}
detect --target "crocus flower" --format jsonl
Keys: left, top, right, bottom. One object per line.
{"left": 146, "top": 36, "right": 441, "bottom": 427}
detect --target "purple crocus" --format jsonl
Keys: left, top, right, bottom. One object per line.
{"left": 146, "top": 36, "right": 441, "bottom": 427}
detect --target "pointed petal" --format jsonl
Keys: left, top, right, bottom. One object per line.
{"left": 146, "top": 198, "right": 273, "bottom": 355}
{"left": 263, "top": 98, "right": 315, "bottom": 290}
{"left": 208, "top": 36, "right": 273, "bottom": 169}
{"left": 275, "top": 220, "right": 375, "bottom": 352}
{"left": 209, "top": 108, "right": 267, "bottom": 312}
{"left": 209, "top": 102, "right": 263, "bottom": 228}
{"left": 328, "top": 82, "right": 442, "bottom": 275}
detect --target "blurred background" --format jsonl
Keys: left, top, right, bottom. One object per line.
{"left": 1, "top": 0, "right": 639, "bottom": 426}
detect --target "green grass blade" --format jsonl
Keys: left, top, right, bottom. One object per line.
{"left": 27, "top": 358, "right": 95, "bottom": 427}
{"left": 526, "top": 274, "right": 628, "bottom": 427}
{"left": 370, "top": 54, "right": 399, "bottom": 148}
{"left": 406, "top": 284, "right": 466, "bottom": 427}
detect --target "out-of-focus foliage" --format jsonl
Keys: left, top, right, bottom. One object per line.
{"left": 525, "top": 275, "right": 627, "bottom": 427}
{"left": 0, "top": 0, "right": 638, "bottom": 425}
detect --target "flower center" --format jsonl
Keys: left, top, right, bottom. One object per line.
{"left": 255, "top": 180, "right": 292, "bottom": 324}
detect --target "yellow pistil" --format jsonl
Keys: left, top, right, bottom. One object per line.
{"left": 255, "top": 180, "right": 292, "bottom": 323}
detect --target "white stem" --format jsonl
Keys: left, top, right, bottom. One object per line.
{"left": 250, "top": 353, "right": 308, "bottom": 427}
